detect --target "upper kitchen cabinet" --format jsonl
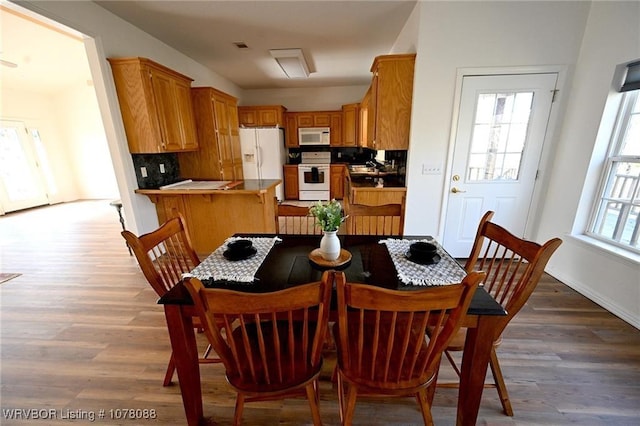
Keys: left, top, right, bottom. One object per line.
{"left": 178, "top": 87, "right": 243, "bottom": 181}
{"left": 108, "top": 57, "right": 198, "bottom": 153}
{"left": 341, "top": 103, "right": 359, "bottom": 147}
{"left": 238, "top": 105, "right": 287, "bottom": 127}
{"left": 284, "top": 111, "right": 342, "bottom": 147}
{"left": 364, "top": 54, "right": 416, "bottom": 150}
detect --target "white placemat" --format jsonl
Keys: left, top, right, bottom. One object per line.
{"left": 184, "top": 236, "right": 281, "bottom": 283}
{"left": 380, "top": 238, "right": 467, "bottom": 286}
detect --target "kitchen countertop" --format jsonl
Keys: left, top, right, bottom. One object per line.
{"left": 348, "top": 174, "right": 406, "bottom": 189}
{"left": 135, "top": 179, "right": 281, "bottom": 195}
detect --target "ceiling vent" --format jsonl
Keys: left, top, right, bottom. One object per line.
{"left": 233, "top": 42, "right": 249, "bottom": 49}
{"left": 269, "top": 48, "right": 310, "bottom": 79}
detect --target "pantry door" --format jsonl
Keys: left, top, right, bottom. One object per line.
{"left": 442, "top": 73, "right": 557, "bottom": 257}
{"left": 0, "top": 120, "right": 50, "bottom": 213}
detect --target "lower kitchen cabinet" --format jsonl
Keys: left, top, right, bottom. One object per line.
{"left": 330, "top": 164, "right": 346, "bottom": 199}
{"left": 283, "top": 165, "right": 299, "bottom": 200}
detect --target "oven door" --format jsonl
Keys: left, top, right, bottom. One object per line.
{"left": 298, "top": 165, "right": 329, "bottom": 190}
{"left": 298, "top": 164, "right": 330, "bottom": 200}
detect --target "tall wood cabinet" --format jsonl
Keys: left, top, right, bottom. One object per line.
{"left": 108, "top": 57, "right": 198, "bottom": 153}
{"left": 177, "top": 87, "right": 243, "bottom": 181}
{"left": 362, "top": 54, "right": 415, "bottom": 150}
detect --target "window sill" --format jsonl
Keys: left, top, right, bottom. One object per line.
{"left": 569, "top": 234, "right": 640, "bottom": 266}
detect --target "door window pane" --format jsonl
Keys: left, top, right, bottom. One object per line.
{"left": 467, "top": 92, "right": 533, "bottom": 182}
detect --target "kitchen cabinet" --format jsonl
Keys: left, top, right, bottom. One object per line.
{"left": 341, "top": 103, "right": 359, "bottom": 147}
{"left": 238, "top": 105, "right": 286, "bottom": 127}
{"left": 284, "top": 111, "right": 342, "bottom": 147}
{"left": 330, "top": 112, "right": 343, "bottom": 146}
{"left": 364, "top": 54, "right": 415, "bottom": 150}
{"left": 178, "top": 87, "right": 243, "bottom": 181}
{"left": 108, "top": 57, "right": 198, "bottom": 153}
{"left": 344, "top": 172, "right": 406, "bottom": 206}
{"left": 330, "top": 164, "right": 346, "bottom": 199}
{"left": 285, "top": 114, "right": 298, "bottom": 148}
{"left": 359, "top": 88, "right": 374, "bottom": 149}
{"left": 137, "top": 180, "right": 279, "bottom": 253}
{"left": 296, "top": 112, "right": 331, "bottom": 127}
{"left": 283, "top": 165, "right": 299, "bottom": 200}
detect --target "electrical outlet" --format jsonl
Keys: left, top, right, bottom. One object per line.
{"left": 159, "top": 163, "right": 165, "bottom": 174}
{"left": 140, "top": 167, "right": 148, "bottom": 178}
{"left": 422, "top": 163, "right": 442, "bottom": 175}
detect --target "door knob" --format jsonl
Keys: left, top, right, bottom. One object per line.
{"left": 451, "top": 187, "right": 467, "bottom": 193}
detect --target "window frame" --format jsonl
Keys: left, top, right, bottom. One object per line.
{"left": 586, "top": 90, "right": 640, "bottom": 254}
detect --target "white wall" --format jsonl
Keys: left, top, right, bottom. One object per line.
{"left": 240, "top": 85, "right": 368, "bottom": 112}
{"left": 536, "top": 1, "right": 640, "bottom": 328}
{"left": 53, "top": 83, "right": 119, "bottom": 200}
{"left": 0, "top": 86, "right": 110, "bottom": 204}
{"left": 403, "top": 0, "right": 589, "bottom": 237}
{"left": 17, "top": 0, "right": 242, "bottom": 236}
{"left": 399, "top": 1, "right": 639, "bottom": 327}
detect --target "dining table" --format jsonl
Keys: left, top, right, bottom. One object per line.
{"left": 158, "top": 234, "right": 507, "bottom": 426}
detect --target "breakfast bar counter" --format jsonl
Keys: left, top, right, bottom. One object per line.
{"left": 136, "top": 179, "right": 280, "bottom": 253}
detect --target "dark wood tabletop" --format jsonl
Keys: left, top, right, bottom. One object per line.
{"left": 159, "top": 234, "right": 506, "bottom": 317}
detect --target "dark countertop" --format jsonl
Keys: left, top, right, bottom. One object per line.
{"left": 349, "top": 174, "right": 406, "bottom": 189}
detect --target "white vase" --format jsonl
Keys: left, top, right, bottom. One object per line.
{"left": 319, "top": 230, "right": 341, "bottom": 261}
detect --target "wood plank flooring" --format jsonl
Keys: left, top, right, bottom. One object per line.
{"left": 1, "top": 200, "right": 639, "bottom": 425}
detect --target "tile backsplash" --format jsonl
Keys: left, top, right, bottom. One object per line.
{"left": 131, "top": 153, "right": 180, "bottom": 189}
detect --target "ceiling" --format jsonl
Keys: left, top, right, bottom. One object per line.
{"left": 0, "top": 4, "right": 92, "bottom": 95}
{"left": 94, "top": 0, "right": 417, "bottom": 90}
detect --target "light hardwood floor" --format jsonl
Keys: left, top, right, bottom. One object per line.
{"left": 1, "top": 200, "right": 639, "bottom": 425}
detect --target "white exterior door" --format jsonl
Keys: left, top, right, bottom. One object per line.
{"left": 0, "top": 120, "right": 50, "bottom": 213}
{"left": 443, "top": 73, "right": 557, "bottom": 257}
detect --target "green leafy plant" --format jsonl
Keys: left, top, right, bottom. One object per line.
{"left": 309, "top": 199, "right": 346, "bottom": 232}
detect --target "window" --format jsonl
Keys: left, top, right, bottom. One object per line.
{"left": 588, "top": 90, "right": 640, "bottom": 253}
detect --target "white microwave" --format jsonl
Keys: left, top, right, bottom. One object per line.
{"left": 298, "top": 127, "right": 330, "bottom": 145}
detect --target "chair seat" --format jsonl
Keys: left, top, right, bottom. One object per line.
{"left": 227, "top": 321, "right": 323, "bottom": 393}
{"left": 333, "top": 319, "right": 436, "bottom": 391}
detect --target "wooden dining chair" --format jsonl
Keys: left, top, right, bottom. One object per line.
{"left": 122, "top": 214, "right": 220, "bottom": 386}
{"left": 276, "top": 202, "right": 322, "bottom": 235}
{"left": 184, "top": 271, "right": 333, "bottom": 426}
{"left": 438, "top": 211, "right": 563, "bottom": 416}
{"left": 345, "top": 200, "right": 405, "bottom": 236}
{"left": 332, "top": 270, "right": 485, "bottom": 425}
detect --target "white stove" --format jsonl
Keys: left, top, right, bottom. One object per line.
{"left": 298, "top": 152, "right": 331, "bottom": 201}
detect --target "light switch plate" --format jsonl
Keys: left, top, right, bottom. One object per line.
{"left": 422, "top": 163, "right": 442, "bottom": 175}
{"left": 140, "top": 167, "right": 148, "bottom": 178}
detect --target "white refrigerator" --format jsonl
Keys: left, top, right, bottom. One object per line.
{"left": 239, "top": 127, "right": 286, "bottom": 201}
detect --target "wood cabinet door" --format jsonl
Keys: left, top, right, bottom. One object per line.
{"left": 330, "top": 165, "right": 345, "bottom": 199}
{"left": 329, "top": 113, "right": 342, "bottom": 146}
{"left": 238, "top": 108, "right": 258, "bottom": 127}
{"left": 285, "top": 114, "right": 299, "bottom": 147}
{"left": 258, "top": 108, "right": 279, "bottom": 126}
{"left": 371, "top": 55, "right": 414, "bottom": 150}
{"left": 149, "top": 67, "right": 183, "bottom": 151}
{"left": 342, "top": 104, "right": 358, "bottom": 147}
{"left": 313, "top": 113, "right": 331, "bottom": 127}
{"left": 283, "top": 165, "right": 299, "bottom": 200}
{"left": 213, "top": 96, "right": 234, "bottom": 180}
{"left": 297, "top": 114, "right": 314, "bottom": 127}
{"left": 227, "top": 101, "right": 243, "bottom": 180}
{"left": 174, "top": 79, "right": 198, "bottom": 150}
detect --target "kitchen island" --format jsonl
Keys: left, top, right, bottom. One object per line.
{"left": 136, "top": 179, "right": 279, "bottom": 254}
{"left": 344, "top": 171, "right": 406, "bottom": 206}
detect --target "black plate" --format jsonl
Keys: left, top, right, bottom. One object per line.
{"left": 223, "top": 247, "right": 258, "bottom": 261}
{"left": 404, "top": 250, "right": 441, "bottom": 265}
